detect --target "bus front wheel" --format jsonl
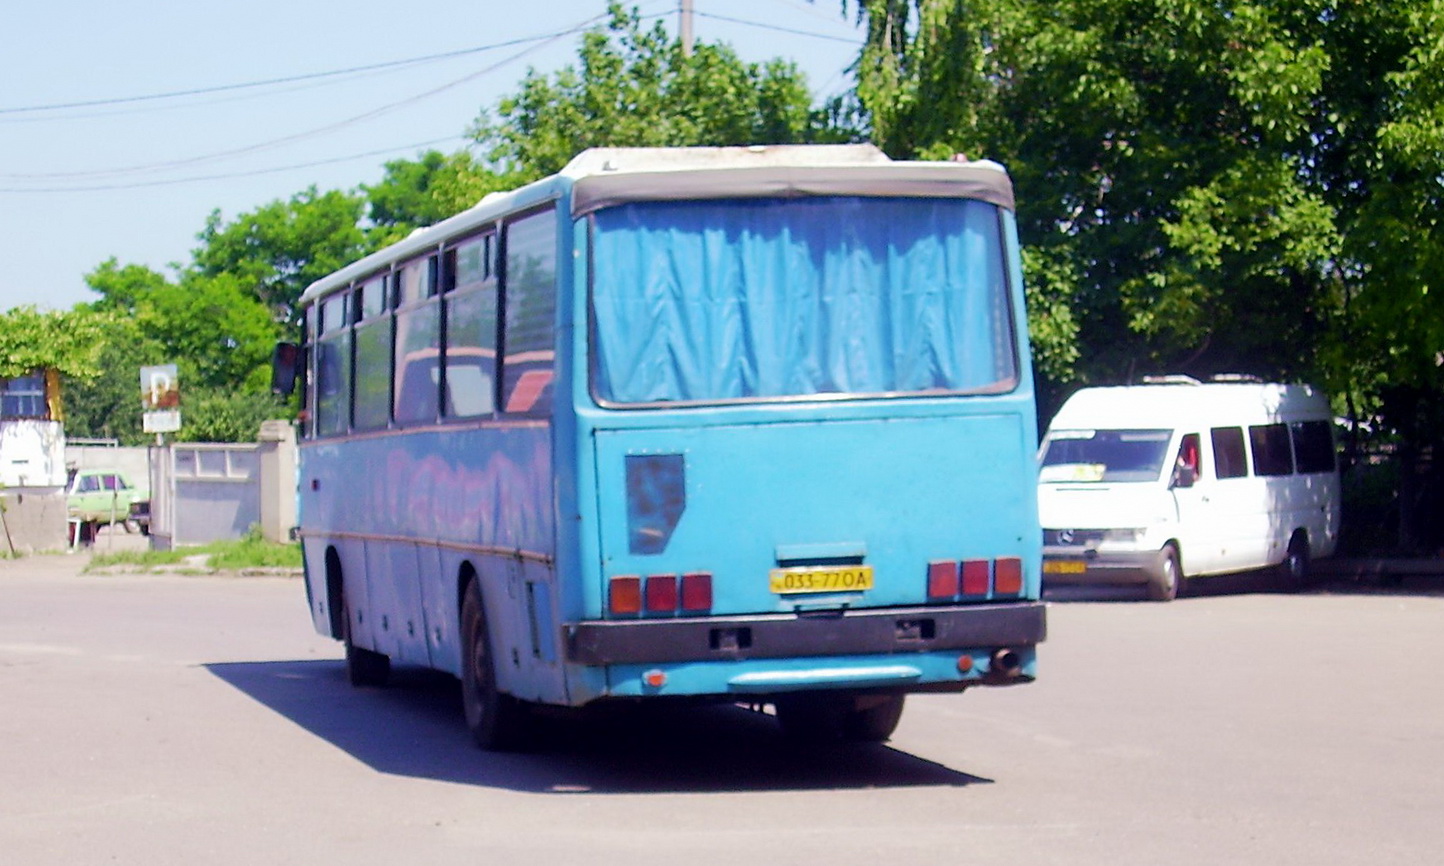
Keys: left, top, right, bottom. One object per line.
{"left": 460, "top": 578, "right": 529, "bottom": 751}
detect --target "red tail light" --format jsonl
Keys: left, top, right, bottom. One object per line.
{"left": 994, "top": 557, "right": 1023, "bottom": 595}
{"left": 609, "top": 575, "right": 641, "bottom": 615}
{"left": 645, "top": 574, "right": 678, "bottom": 613}
{"left": 680, "top": 572, "right": 712, "bottom": 612}
{"left": 927, "top": 560, "right": 960, "bottom": 599}
{"left": 961, "top": 559, "right": 991, "bottom": 595}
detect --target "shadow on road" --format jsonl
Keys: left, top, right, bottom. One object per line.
{"left": 206, "top": 660, "right": 992, "bottom": 794}
{"left": 1046, "top": 569, "right": 1444, "bottom": 603}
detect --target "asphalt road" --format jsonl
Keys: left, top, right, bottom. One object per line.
{"left": 2, "top": 552, "right": 1441, "bottom": 865}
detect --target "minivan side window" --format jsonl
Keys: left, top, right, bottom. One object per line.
{"left": 1211, "top": 427, "right": 1248, "bottom": 479}
{"left": 1291, "top": 420, "right": 1336, "bottom": 474}
{"left": 1249, "top": 423, "right": 1294, "bottom": 476}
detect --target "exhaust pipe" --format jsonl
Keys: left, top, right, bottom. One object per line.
{"left": 990, "top": 647, "right": 1023, "bottom": 678}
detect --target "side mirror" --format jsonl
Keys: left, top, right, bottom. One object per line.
{"left": 271, "top": 342, "right": 301, "bottom": 396}
{"left": 1171, "top": 464, "right": 1197, "bottom": 489}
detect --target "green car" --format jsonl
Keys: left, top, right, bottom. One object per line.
{"left": 66, "top": 468, "right": 149, "bottom": 533}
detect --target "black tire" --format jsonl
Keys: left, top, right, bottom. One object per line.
{"left": 775, "top": 693, "right": 846, "bottom": 742}
{"left": 342, "top": 586, "right": 390, "bottom": 687}
{"left": 460, "top": 578, "right": 529, "bottom": 751}
{"left": 776, "top": 693, "right": 906, "bottom": 743}
{"left": 842, "top": 694, "right": 906, "bottom": 743}
{"left": 1279, "top": 532, "right": 1311, "bottom": 591}
{"left": 1147, "top": 544, "right": 1182, "bottom": 602}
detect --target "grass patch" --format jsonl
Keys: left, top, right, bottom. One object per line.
{"left": 87, "top": 526, "right": 302, "bottom": 573}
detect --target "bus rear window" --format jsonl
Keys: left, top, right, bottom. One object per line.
{"left": 589, "top": 197, "right": 1016, "bottom": 405}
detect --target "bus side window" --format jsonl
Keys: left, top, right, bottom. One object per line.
{"left": 1211, "top": 427, "right": 1247, "bottom": 479}
{"left": 353, "top": 274, "right": 393, "bottom": 431}
{"left": 500, "top": 211, "right": 556, "bottom": 417}
{"left": 394, "top": 256, "right": 441, "bottom": 426}
{"left": 315, "top": 291, "right": 351, "bottom": 437}
{"left": 443, "top": 233, "right": 498, "bottom": 419}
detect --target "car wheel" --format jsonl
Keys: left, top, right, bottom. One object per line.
{"left": 1148, "top": 544, "right": 1182, "bottom": 602}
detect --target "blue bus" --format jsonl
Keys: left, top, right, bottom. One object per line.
{"left": 276, "top": 145, "right": 1046, "bottom": 749}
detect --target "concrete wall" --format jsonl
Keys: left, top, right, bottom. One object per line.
{"left": 66, "top": 445, "right": 152, "bottom": 489}
{"left": 0, "top": 489, "right": 69, "bottom": 553}
{"left": 147, "top": 422, "right": 298, "bottom": 550}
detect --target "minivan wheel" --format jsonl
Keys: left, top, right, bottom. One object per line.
{"left": 1279, "top": 533, "right": 1311, "bottom": 591}
{"left": 1147, "top": 544, "right": 1181, "bottom": 602}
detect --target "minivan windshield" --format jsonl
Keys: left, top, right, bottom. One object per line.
{"left": 1040, "top": 429, "right": 1173, "bottom": 483}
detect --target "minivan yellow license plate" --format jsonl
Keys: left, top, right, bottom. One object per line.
{"left": 1043, "top": 559, "right": 1087, "bottom": 575}
{"left": 769, "top": 565, "right": 874, "bottom": 594}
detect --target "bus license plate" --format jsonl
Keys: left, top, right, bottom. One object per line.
{"left": 1043, "top": 559, "right": 1087, "bottom": 575}
{"left": 769, "top": 565, "right": 874, "bottom": 595}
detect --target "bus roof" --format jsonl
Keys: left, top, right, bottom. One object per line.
{"left": 563, "top": 144, "right": 1014, "bottom": 216}
{"left": 300, "top": 144, "right": 1015, "bottom": 307}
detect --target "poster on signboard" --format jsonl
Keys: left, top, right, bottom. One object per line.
{"left": 140, "top": 364, "right": 182, "bottom": 433}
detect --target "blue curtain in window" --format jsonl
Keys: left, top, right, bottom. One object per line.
{"left": 591, "top": 197, "right": 1014, "bottom": 404}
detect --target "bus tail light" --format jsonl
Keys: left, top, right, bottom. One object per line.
{"left": 609, "top": 575, "right": 642, "bottom": 615}
{"left": 645, "top": 574, "right": 678, "bottom": 613}
{"left": 928, "top": 560, "right": 960, "bottom": 599}
{"left": 994, "top": 557, "right": 1023, "bottom": 595}
{"left": 961, "top": 559, "right": 991, "bottom": 595}
{"left": 681, "top": 572, "right": 712, "bottom": 612}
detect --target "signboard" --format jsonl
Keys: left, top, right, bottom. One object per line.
{"left": 140, "top": 364, "right": 182, "bottom": 434}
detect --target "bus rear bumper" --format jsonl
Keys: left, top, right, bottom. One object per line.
{"left": 563, "top": 601, "right": 1046, "bottom": 667}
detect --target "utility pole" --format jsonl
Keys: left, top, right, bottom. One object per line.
{"left": 680, "top": 0, "right": 694, "bottom": 57}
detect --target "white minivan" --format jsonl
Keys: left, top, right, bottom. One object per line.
{"left": 1037, "top": 377, "right": 1341, "bottom": 600}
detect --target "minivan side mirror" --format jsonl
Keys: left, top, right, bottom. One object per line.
{"left": 1171, "top": 464, "right": 1197, "bottom": 489}
{"left": 271, "top": 342, "right": 301, "bottom": 396}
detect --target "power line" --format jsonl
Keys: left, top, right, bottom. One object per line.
{"left": 693, "top": 9, "right": 862, "bottom": 45}
{"left": 0, "top": 31, "right": 582, "bottom": 117}
{"left": 0, "top": 136, "right": 470, "bottom": 194}
{"left": 0, "top": 17, "right": 605, "bottom": 184}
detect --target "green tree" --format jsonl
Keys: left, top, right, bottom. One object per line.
{"left": 192, "top": 187, "right": 367, "bottom": 327}
{"left": 135, "top": 273, "right": 280, "bottom": 392}
{"left": 844, "top": 0, "right": 1444, "bottom": 546}
{"left": 0, "top": 305, "right": 110, "bottom": 382}
{"left": 363, "top": 150, "right": 510, "bottom": 246}
{"left": 477, "top": 3, "right": 854, "bottom": 181}
{"left": 172, "top": 386, "right": 287, "bottom": 443}
{"left": 59, "top": 317, "right": 161, "bottom": 444}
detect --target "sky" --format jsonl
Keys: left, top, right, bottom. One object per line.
{"left": 0, "top": 0, "right": 864, "bottom": 312}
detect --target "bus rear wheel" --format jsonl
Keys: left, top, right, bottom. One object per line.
{"left": 774, "top": 693, "right": 906, "bottom": 743}
{"left": 342, "top": 589, "right": 390, "bottom": 687}
{"left": 460, "top": 578, "right": 529, "bottom": 751}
